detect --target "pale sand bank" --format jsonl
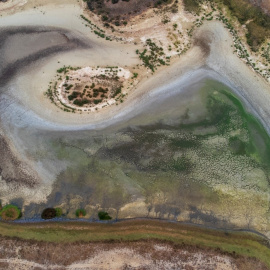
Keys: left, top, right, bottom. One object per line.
{"left": 0, "top": 1, "right": 269, "bottom": 134}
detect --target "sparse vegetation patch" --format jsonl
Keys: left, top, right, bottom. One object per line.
{"left": 45, "top": 66, "right": 138, "bottom": 112}
{"left": 136, "top": 39, "right": 170, "bottom": 72}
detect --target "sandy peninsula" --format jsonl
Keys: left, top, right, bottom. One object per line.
{"left": 0, "top": 0, "right": 269, "bottom": 133}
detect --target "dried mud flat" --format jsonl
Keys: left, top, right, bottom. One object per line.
{"left": 0, "top": 0, "right": 270, "bottom": 268}
{"left": 0, "top": 237, "right": 267, "bottom": 270}
{"left": 0, "top": 0, "right": 270, "bottom": 261}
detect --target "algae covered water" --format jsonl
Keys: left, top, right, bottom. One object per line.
{"left": 10, "top": 79, "right": 270, "bottom": 233}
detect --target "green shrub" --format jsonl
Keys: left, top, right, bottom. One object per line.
{"left": 0, "top": 205, "right": 21, "bottom": 221}
{"left": 55, "top": 208, "right": 63, "bottom": 217}
{"left": 94, "top": 99, "right": 102, "bottom": 104}
{"left": 98, "top": 211, "right": 112, "bottom": 220}
{"left": 215, "top": 0, "right": 270, "bottom": 51}
{"left": 112, "top": 87, "right": 122, "bottom": 98}
{"left": 73, "top": 99, "right": 90, "bottom": 106}
{"left": 68, "top": 91, "right": 80, "bottom": 101}
{"left": 76, "top": 209, "right": 86, "bottom": 218}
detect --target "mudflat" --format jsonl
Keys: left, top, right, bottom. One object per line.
{"left": 0, "top": 0, "right": 270, "bottom": 268}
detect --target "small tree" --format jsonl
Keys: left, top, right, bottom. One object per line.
{"left": 41, "top": 208, "right": 57, "bottom": 220}
{"left": 98, "top": 211, "right": 112, "bottom": 220}
{"left": 55, "top": 208, "right": 63, "bottom": 217}
{"left": 0, "top": 205, "right": 21, "bottom": 221}
{"left": 76, "top": 209, "right": 86, "bottom": 218}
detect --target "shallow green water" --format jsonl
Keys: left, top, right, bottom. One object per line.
{"left": 24, "top": 79, "right": 270, "bottom": 231}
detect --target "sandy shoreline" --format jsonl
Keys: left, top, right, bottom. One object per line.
{"left": 0, "top": 6, "right": 269, "bottom": 133}
{"left": 0, "top": 0, "right": 269, "bottom": 135}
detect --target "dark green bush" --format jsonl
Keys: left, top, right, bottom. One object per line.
{"left": 76, "top": 209, "right": 86, "bottom": 218}
{"left": 73, "top": 99, "right": 90, "bottom": 106}
{"left": 68, "top": 91, "right": 80, "bottom": 101}
{"left": 98, "top": 211, "right": 112, "bottom": 220}
{"left": 94, "top": 99, "right": 102, "bottom": 104}
{"left": 41, "top": 208, "right": 57, "bottom": 220}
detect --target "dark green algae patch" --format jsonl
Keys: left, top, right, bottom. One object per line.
{"left": 24, "top": 79, "right": 270, "bottom": 235}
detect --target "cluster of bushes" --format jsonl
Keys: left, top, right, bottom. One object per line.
{"left": 73, "top": 99, "right": 90, "bottom": 106}
{"left": 67, "top": 85, "right": 111, "bottom": 107}
{"left": 136, "top": 39, "right": 168, "bottom": 72}
{"left": 0, "top": 204, "right": 21, "bottom": 221}
{"left": 91, "top": 87, "right": 108, "bottom": 98}
{"left": 57, "top": 66, "right": 81, "bottom": 74}
{"left": 65, "top": 84, "right": 73, "bottom": 91}
{"left": 84, "top": 0, "right": 124, "bottom": 27}
{"left": 262, "top": 44, "right": 270, "bottom": 63}
{"left": 81, "top": 14, "right": 112, "bottom": 38}
{"left": 68, "top": 91, "right": 80, "bottom": 101}
{"left": 93, "top": 87, "right": 108, "bottom": 94}
{"left": 93, "top": 99, "right": 103, "bottom": 104}
{"left": 154, "top": 0, "right": 171, "bottom": 8}
{"left": 221, "top": 0, "right": 270, "bottom": 50}
{"left": 46, "top": 81, "right": 75, "bottom": 112}
{"left": 217, "top": 13, "right": 270, "bottom": 78}
{"left": 85, "top": 0, "right": 173, "bottom": 29}
{"left": 57, "top": 67, "right": 69, "bottom": 74}
{"left": 41, "top": 208, "right": 112, "bottom": 220}
{"left": 184, "top": 0, "right": 270, "bottom": 51}
{"left": 0, "top": 203, "right": 113, "bottom": 221}
{"left": 112, "top": 87, "right": 122, "bottom": 98}
{"left": 45, "top": 85, "right": 54, "bottom": 102}
{"left": 94, "top": 30, "right": 105, "bottom": 38}
{"left": 80, "top": 15, "right": 104, "bottom": 33}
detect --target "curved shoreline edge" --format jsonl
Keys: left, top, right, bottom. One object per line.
{"left": 1, "top": 67, "right": 269, "bottom": 135}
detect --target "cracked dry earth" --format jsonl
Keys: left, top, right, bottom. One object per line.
{"left": 0, "top": 238, "right": 267, "bottom": 270}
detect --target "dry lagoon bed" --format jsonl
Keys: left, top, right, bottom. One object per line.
{"left": 0, "top": 1, "right": 270, "bottom": 268}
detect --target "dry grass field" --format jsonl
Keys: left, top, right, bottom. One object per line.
{"left": 0, "top": 220, "right": 269, "bottom": 269}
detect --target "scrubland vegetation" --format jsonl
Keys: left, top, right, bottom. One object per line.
{"left": 184, "top": 0, "right": 270, "bottom": 51}
{"left": 45, "top": 66, "right": 128, "bottom": 112}
{"left": 84, "top": 0, "right": 173, "bottom": 28}
{"left": 136, "top": 39, "right": 170, "bottom": 72}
